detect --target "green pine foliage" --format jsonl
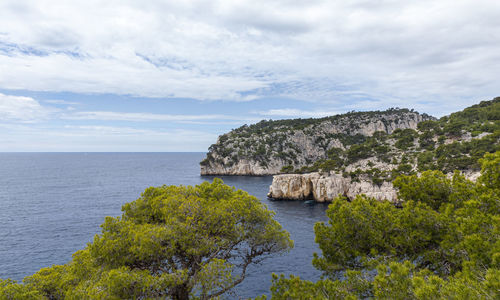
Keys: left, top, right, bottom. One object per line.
{"left": 268, "top": 151, "right": 500, "bottom": 299}
{"left": 0, "top": 179, "right": 292, "bottom": 300}
{"left": 277, "top": 98, "right": 499, "bottom": 186}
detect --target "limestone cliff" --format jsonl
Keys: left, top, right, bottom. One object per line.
{"left": 200, "top": 109, "right": 433, "bottom": 175}
{"left": 267, "top": 172, "right": 398, "bottom": 202}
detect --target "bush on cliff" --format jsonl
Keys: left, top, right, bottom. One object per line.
{"left": 0, "top": 179, "right": 292, "bottom": 300}
{"left": 268, "top": 151, "right": 500, "bottom": 299}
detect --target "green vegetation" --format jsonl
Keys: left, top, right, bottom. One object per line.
{"left": 203, "top": 98, "right": 499, "bottom": 185}
{"left": 2, "top": 151, "right": 499, "bottom": 299}
{"left": 411, "top": 98, "right": 499, "bottom": 174}
{"left": 0, "top": 179, "right": 292, "bottom": 300}
{"left": 268, "top": 151, "right": 500, "bottom": 299}
{"left": 280, "top": 98, "right": 500, "bottom": 185}
{"left": 232, "top": 108, "right": 423, "bottom": 135}
{"left": 393, "top": 128, "right": 418, "bottom": 150}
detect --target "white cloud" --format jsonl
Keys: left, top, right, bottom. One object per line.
{"left": 0, "top": 93, "right": 54, "bottom": 122}
{"left": 44, "top": 99, "right": 79, "bottom": 105}
{"left": 258, "top": 108, "right": 342, "bottom": 118}
{"left": 0, "top": 0, "right": 498, "bottom": 108}
{"left": 63, "top": 125, "right": 157, "bottom": 135}
{"left": 63, "top": 111, "right": 259, "bottom": 122}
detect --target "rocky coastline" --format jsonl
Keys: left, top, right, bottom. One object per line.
{"left": 267, "top": 172, "right": 398, "bottom": 202}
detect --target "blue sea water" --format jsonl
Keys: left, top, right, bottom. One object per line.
{"left": 0, "top": 153, "right": 328, "bottom": 298}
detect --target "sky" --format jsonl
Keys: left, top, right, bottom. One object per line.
{"left": 0, "top": 0, "right": 499, "bottom": 151}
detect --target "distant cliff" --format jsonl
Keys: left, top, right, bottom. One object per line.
{"left": 202, "top": 98, "right": 499, "bottom": 202}
{"left": 201, "top": 109, "right": 433, "bottom": 175}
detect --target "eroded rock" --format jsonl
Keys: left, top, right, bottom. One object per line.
{"left": 268, "top": 172, "right": 398, "bottom": 202}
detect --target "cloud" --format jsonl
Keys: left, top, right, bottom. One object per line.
{"left": 44, "top": 99, "right": 79, "bottom": 105}
{"left": 0, "top": 0, "right": 498, "bottom": 109}
{"left": 257, "top": 108, "right": 342, "bottom": 118}
{"left": 63, "top": 125, "right": 158, "bottom": 135}
{"left": 63, "top": 111, "right": 259, "bottom": 123}
{"left": 0, "top": 93, "right": 54, "bottom": 121}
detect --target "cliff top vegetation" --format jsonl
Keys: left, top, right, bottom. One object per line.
{"left": 232, "top": 108, "right": 430, "bottom": 135}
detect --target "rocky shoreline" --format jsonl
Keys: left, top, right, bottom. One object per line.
{"left": 267, "top": 172, "right": 398, "bottom": 202}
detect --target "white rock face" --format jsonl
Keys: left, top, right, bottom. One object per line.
{"left": 268, "top": 172, "right": 398, "bottom": 202}
{"left": 201, "top": 158, "right": 284, "bottom": 175}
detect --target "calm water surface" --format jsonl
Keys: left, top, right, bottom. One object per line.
{"left": 0, "top": 153, "right": 328, "bottom": 298}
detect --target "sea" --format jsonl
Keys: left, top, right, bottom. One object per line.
{"left": 0, "top": 153, "right": 329, "bottom": 298}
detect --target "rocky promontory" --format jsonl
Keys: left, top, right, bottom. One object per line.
{"left": 201, "top": 109, "right": 433, "bottom": 175}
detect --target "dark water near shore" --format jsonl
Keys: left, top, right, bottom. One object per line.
{"left": 0, "top": 153, "right": 328, "bottom": 298}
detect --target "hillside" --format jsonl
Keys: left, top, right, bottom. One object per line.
{"left": 201, "top": 108, "right": 434, "bottom": 175}
{"left": 287, "top": 97, "right": 500, "bottom": 185}
{"left": 202, "top": 98, "right": 499, "bottom": 178}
